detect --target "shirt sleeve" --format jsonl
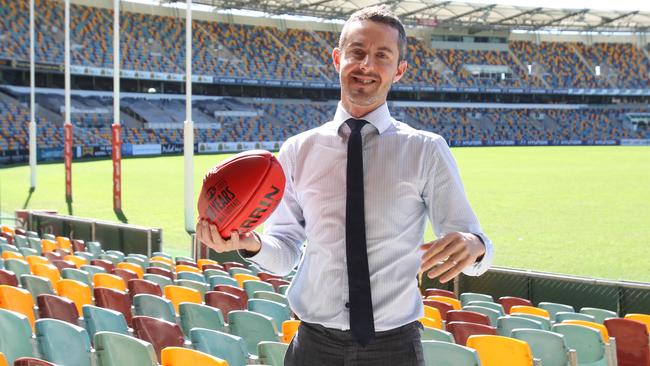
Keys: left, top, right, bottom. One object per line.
{"left": 238, "top": 140, "right": 306, "bottom": 276}
{"left": 422, "top": 136, "right": 494, "bottom": 276}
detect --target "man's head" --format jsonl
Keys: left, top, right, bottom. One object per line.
{"left": 333, "top": 5, "right": 408, "bottom": 117}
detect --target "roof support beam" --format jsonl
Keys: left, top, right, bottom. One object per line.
{"left": 587, "top": 11, "right": 639, "bottom": 30}
{"left": 399, "top": 1, "right": 451, "bottom": 18}
{"left": 533, "top": 9, "right": 589, "bottom": 30}
{"left": 438, "top": 4, "right": 497, "bottom": 25}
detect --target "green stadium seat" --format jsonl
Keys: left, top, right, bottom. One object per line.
{"left": 580, "top": 307, "right": 617, "bottom": 324}
{"left": 143, "top": 273, "right": 173, "bottom": 290}
{"left": 20, "top": 275, "right": 55, "bottom": 303}
{"left": 420, "top": 326, "right": 455, "bottom": 343}
{"left": 511, "top": 314, "right": 552, "bottom": 331}
{"left": 179, "top": 302, "right": 226, "bottom": 336}
{"left": 61, "top": 268, "right": 92, "bottom": 288}
{"left": 208, "top": 275, "right": 239, "bottom": 289}
{"left": 253, "top": 291, "right": 289, "bottom": 307}
{"left": 228, "top": 310, "right": 280, "bottom": 356}
{"left": 176, "top": 271, "right": 206, "bottom": 283}
{"left": 496, "top": 315, "right": 544, "bottom": 336}
{"left": 0, "top": 308, "right": 34, "bottom": 364}
{"left": 248, "top": 298, "right": 290, "bottom": 331}
{"left": 511, "top": 328, "right": 574, "bottom": 366}
{"left": 35, "top": 318, "right": 92, "bottom": 366}
{"left": 133, "top": 294, "right": 176, "bottom": 323}
{"left": 174, "top": 279, "right": 209, "bottom": 297}
{"left": 190, "top": 328, "right": 248, "bottom": 366}
{"left": 257, "top": 341, "right": 288, "bottom": 366}
{"left": 466, "top": 301, "right": 504, "bottom": 315}
{"left": 82, "top": 305, "right": 129, "bottom": 339}
{"left": 94, "top": 331, "right": 158, "bottom": 366}
{"left": 421, "top": 340, "right": 481, "bottom": 366}
{"left": 79, "top": 264, "right": 106, "bottom": 277}
{"left": 552, "top": 323, "right": 608, "bottom": 366}
{"left": 539, "top": 302, "right": 575, "bottom": 322}
{"left": 460, "top": 292, "right": 494, "bottom": 306}
{"left": 243, "top": 280, "right": 275, "bottom": 298}
{"left": 556, "top": 312, "right": 596, "bottom": 323}
{"left": 5, "top": 259, "right": 30, "bottom": 278}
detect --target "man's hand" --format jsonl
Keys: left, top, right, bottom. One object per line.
{"left": 196, "top": 219, "right": 262, "bottom": 254}
{"left": 419, "top": 232, "right": 486, "bottom": 283}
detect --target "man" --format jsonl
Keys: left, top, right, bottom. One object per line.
{"left": 197, "top": 5, "right": 493, "bottom": 365}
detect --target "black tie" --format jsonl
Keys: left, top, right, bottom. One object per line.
{"left": 345, "top": 118, "right": 375, "bottom": 346}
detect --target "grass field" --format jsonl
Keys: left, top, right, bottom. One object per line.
{"left": 1, "top": 146, "right": 649, "bottom": 282}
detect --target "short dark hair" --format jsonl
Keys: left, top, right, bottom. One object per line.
{"left": 338, "top": 5, "right": 407, "bottom": 62}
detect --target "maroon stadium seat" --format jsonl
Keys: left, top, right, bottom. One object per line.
{"left": 14, "top": 357, "right": 58, "bottom": 366}
{"left": 265, "top": 278, "right": 290, "bottom": 292}
{"left": 37, "top": 294, "right": 79, "bottom": 325}
{"left": 71, "top": 239, "right": 86, "bottom": 253}
{"left": 214, "top": 284, "right": 248, "bottom": 302}
{"left": 257, "top": 272, "right": 283, "bottom": 282}
{"left": 51, "top": 260, "right": 76, "bottom": 271}
{"left": 0, "top": 269, "right": 18, "bottom": 287}
{"left": 205, "top": 291, "right": 246, "bottom": 322}
{"left": 128, "top": 279, "right": 163, "bottom": 300}
{"left": 132, "top": 315, "right": 184, "bottom": 361}
{"left": 111, "top": 268, "right": 138, "bottom": 285}
{"left": 145, "top": 267, "right": 175, "bottom": 281}
{"left": 90, "top": 259, "right": 114, "bottom": 272}
{"left": 201, "top": 263, "right": 225, "bottom": 271}
{"left": 447, "top": 310, "right": 491, "bottom": 326}
{"left": 43, "top": 252, "right": 63, "bottom": 262}
{"left": 222, "top": 262, "right": 246, "bottom": 271}
{"left": 498, "top": 296, "right": 533, "bottom": 314}
{"left": 175, "top": 260, "right": 198, "bottom": 268}
{"left": 424, "top": 288, "right": 456, "bottom": 299}
{"left": 446, "top": 321, "right": 497, "bottom": 346}
{"left": 605, "top": 318, "right": 650, "bottom": 366}
{"left": 0, "top": 232, "right": 13, "bottom": 245}
{"left": 94, "top": 287, "right": 133, "bottom": 326}
{"left": 423, "top": 299, "right": 454, "bottom": 321}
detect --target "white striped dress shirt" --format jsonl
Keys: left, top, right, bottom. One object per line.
{"left": 244, "top": 102, "right": 494, "bottom": 331}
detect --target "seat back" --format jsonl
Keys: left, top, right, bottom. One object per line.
{"left": 164, "top": 285, "right": 202, "bottom": 314}
{"left": 20, "top": 275, "right": 54, "bottom": 303}
{"left": 248, "top": 298, "right": 290, "bottom": 330}
{"left": 258, "top": 341, "right": 289, "bottom": 366}
{"left": 424, "top": 288, "right": 456, "bottom": 299}
{"left": 133, "top": 294, "right": 176, "bottom": 323}
{"left": 254, "top": 291, "right": 289, "bottom": 307}
{"left": 35, "top": 318, "right": 92, "bottom": 366}
{"left": 61, "top": 268, "right": 92, "bottom": 288}
{"left": 82, "top": 305, "right": 129, "bottom": 339}
{"left": 580, "top": 307, "right": 617, "bottom": 324}
{"left": 190, "top": 328, "right": 248, "bottom": 366}
{"left": 446, "top": 321, "right": 496, "bottom": 346}
{"left": 510, "top": 313, "right": 552, "bottom": 331}
{"left": 605, "top": 318, "right": 650, "bottom": 366}
{"left": 111, "top": 268, "right": 139, "bottom": 285}
{"left": 511, "top": 328, "right": 570, "bottom": 366}
{"left": 13, "top": 357, "right": 57, "bottom": 366}
{"left": 0, "top": 285, "right": 35, "bottom": 329}
{"left": 496, "top": 315, "right": 544, "bottom": 336}
{"left": 421, "top": 340, "right": 481, "bottom": 366}
{"left": 179, "top": 302, "right": 226, "bottom": 335}
{"left": 37, "top": 294, "right": 79, "bottom": 325}
{"left": 624, "top": 314, "right": 650, "bottom": 332}
{"left": 420, "top": 326, "right": 455, "bottom": 343}
{"left": 282, "top": 320, "right": 301, "bottom": 344}
{"left": 552, "top": 323, "right": 608, "bottom": 365}
{"left": 0, "top": 269, "right": 18, "bottom": 287}
{"left": 177, "top": 271, "right": 206, "bottom": 283}
{"left": 0, "top": 308, "right": 34, "bottom": 364}
{"left": 498, "top": 296, "right": 532, "bottom": 314}
{"left": 117, "top": 262, "right": 144, "bottom": 279}
{"left": 93, "top": 273, "right": 127, "bottom": 292}
{"left": 423, "top": 299, "right": 454, "bottom": 321}
{"left": 160, "top": 347, "right": 227, "bottom": 366}
{"left": 555, "top": 311, "right": 596, "bottom": 323}
{"left": 143, "top": 273, "right": 173, "bottom": 290}
{"left": 538, "top": 302, "right": 575, "bottom": 322}
{"left": 228, "top": 310, "right": 279, "bottom": 356}
{"left": 207, "top": 275, "right": 239, "bottom": 289}
{"left": 448, "top": 310, "right": 491, "bottom": 326}
{"left": 561, "top": 320, "right": 609, "bottom": 342}
{"left": 128, "top": 279, "right": 163, "bottom": 299}
{"left": 56, "top": 279, "right": 92, "bottom": 314}
{"left": 427, "top": 295, "right": 461, "bottom": 310}
{"left": 205, "top": 290, "right": 247, "bottom": 322}
{"left": 511, "top": 305, "right": 550, "bottom": 319}
{"left": 94, "top": 331, "right": 158, "bottom": 366}
{"left": 132, "top": 315, "right": 185, "bottom": 361}
{"left": 94, "top": 287, "right": 133, "bottom": 326}
{"left": 243, "top": 280, "right": 275, "bottom": 298}
{"left": 174, "top": 279, "right": 209, "bottom": 297}
{"left": 4, "top": 259, "right": 30, "bottom": 279}
{"left": 459, "top": 292, "right": 494, "bottom": 306}
{"left": 462, "top": 306, "right": 501, "bottom": 327}
{"left": 214, "top": 284, "right": 248, "bottom": 302}
{"left": 466, "top": 334, "right": 533, "bottom": 366}
{"left": 31, "top": 264, "right": 61, "bottom": 285}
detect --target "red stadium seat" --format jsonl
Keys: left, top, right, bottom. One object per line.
{"left": 446, "top": 321, "right": 497, "bottom": 346}
{"left": 605, "top": 318, "right": 650, "bottom": 366}
{"left": 132, "top": 315, "right": 184, "bottom": 361}
{"left": 205, "top": 291, "right": 247, "bottom": 322}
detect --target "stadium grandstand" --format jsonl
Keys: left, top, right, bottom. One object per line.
{"left": 1, "top": 0, "right": 650, "bottom": 365}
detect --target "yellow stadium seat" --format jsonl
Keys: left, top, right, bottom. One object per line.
{"left": 624, "top": 313, "right": 650, "bottom": 333}
{"left": 41, "top": 239, "right": 57, "bottom": 253}
{"left": 233, "top": 273, "right": 260, "bottom": 288}
{"left": 164, "top": 285, "right": 202, "bottom": 314}
{"left": 510, "top": 305, "right": 550, "bottom": 319}
{"left": 25, "top": 255, "right": 49, "bottom": 267}
{"left": 282, "top": 319, "right": 301, "bottom": 343}
{"left": 55, "top": 236, "right": 72, "bottom": 251}
{"left": 151, "top": 256, "right": 174, "bottom": 266}
{"left": 117, "top": 262, "right": 144, "bottom": 279}
{"left": 0, "top": 285, "right": 35, "bottom": 329}
{"left": 56, "top": 279, "right": 92, "bottom": 314}
{"left": 562, "top": 320, "right": 610, "bottom": 342}
{"left": 93, "top": 273, "right": 127, "bottom": 292}
{"left": 1, "top": 226, "right": 14, "bottom": 235}
{"left": 466, "top": 334, "right": 534, "bottom": 366}
{"left": 0, "top": 351, "right": 7, "bottom": 366}
{"left": 161, "top": 347, "right": 227, "bottom": 366}
{"left": 31, "top": 263, "right": 61, "bottom": 286}
{"left": 64, "top": 255, "right": 88, "bottom": 269}
{"left": 197, "top": 259, "right": 219, "bottom": 270}
{"left": 175, "top": 265, "right": 201, "bottom": 274}
{"left": 426, "top": 295, "right": 462, "bottom": 311}
{"left": 2, "top": 251, "right": 24, "bottom": 261}
{"left": 419, "top": 316, "right": 443, "bottom": 330}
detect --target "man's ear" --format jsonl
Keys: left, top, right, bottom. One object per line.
{"left": 393, "top": 60, "right": 408, "bottom": 83}
{"left": 332, "top": 47, "right": 341, "bottom": 73}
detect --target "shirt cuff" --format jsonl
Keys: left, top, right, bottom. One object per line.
{"left": 462, "top": 232, "right": 493, "bottom": 276}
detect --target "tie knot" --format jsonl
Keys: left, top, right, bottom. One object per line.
{"left": 346, "top": 118, "right": 367, "bottom": 133}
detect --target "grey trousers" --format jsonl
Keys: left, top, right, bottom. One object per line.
{"left": 284, "top": 321, "right": 425, "bottom": 366}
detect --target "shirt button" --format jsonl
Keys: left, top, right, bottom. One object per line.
{"left": 345, "top": 302, "right": 350, "bottom": 308}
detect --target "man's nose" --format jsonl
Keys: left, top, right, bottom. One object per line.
{"left": 360, "top": 55, "right": 373, "bottom": 70}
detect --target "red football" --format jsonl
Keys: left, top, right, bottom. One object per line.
{"left": 198, "top": 150, "right": 285, "bottom": 239}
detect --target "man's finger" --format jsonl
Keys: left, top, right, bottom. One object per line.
{"left": 438, "top": 256, "right": 474, "bottom": 283}
{"left": 420, "top": 233, "right": 457, "bottom": 263}
{"left": 420, "top": 240, "right": 464, "bottom": 273}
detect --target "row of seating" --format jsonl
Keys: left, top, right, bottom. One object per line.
{"left": 1, "top": 0, "right": 649, "bottom": 88}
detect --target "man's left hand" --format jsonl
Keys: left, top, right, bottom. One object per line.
{"left": 419, "top": 232, "right": 486, "bottom": 283}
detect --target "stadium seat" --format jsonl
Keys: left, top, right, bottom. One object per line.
{"left": 248, "top": 298, "right": 291, "bottom": 330}
{"left": 229, "top": 310, "right": 280, "bottom": 356}
{"left": 111, "top": 268, "right": 139, "bottom": 285}
{"left": 421, "top": 326, "right": 455, "bottom": 342}
{"left": 202, "top": 264, "right": 226, "bottom": 272}
{"left": 93, "top": 273, "right": 127, "bottom": 292}
{"left": 176, "top": 264, "right": 201, "bottom": 274}
{"left": 13, "top": 358, "right": 57, "bottom": 366}
{"left": 161, "top": 347, "right": 228, "bottom": 366}
{"left": 552, "top": 323, "right": 609, "bottom": 366}
{"left": 561, "top": 320, "right": 610, "bottom": 343}
{"left": 243, "top": 280, "right": 275, "bottom": 298}
{"left": 539, "top": 302, "right": 576, "bottom": 322}
{"left": 133, "top": 294, "right": 176, "bottom": 323}
{"left": 179, "top": 302, "right": 226, "bottom": 335}
{"left": 460, "top": 292, "right": 494, "bottom": 306}
{"left": 208, "top": 275, "right": 239, "bottom": 288}
{"left": 34, "top": 318, "right": 92, "bottom": 366}
{"left": 462, "top": 305, "right": 501, "bottom": 326}
{"left": 511, "top": 328, "right": 575, "bottom": 366}
{"left": 604, "top": 318, "right": 650, "bottom": 366}
{"left": 222, "top": 262, "right": 247, "bottom": 271}
{"left": 511, "top": 305, "right": 551, "bottom": 319}
{"left": 90, "top": 259, "right": 115, "bottom": 273}
{"left": 215, "top": 284, "right": 248, "bottom": 301}
{"left": 128, "top": 278, "right": 163, "bottom": 299}
{"left": 132, "top": 316, "right": 185, "bottom": 361}
{"left": 253, "top": 290, "right": 289, "bottom": 306}
{"left": 580, "top": 307, "right": 617, "bottom": 324}
{"left": 63, "top": 255, "right": 88, "bottom": 269}
{"left": 266, "top": 278, "right": 291, "bottom": 292}
{"left": 205, "top": 290, "right": 247, "bottom": 322}
{"left": 258, "top": 341, "right": 289, "bottom": 366}
{"left": 424, "top": 288, "right": 456, "bottom": 299}
{"left": 82, "top": 305, "right": 129, "bottom": 339}
{"left": 624, "top": 313, "right": 650, "bottom": 332}
{"left": 94, "top": 287, "right": 133, "bottom": 326}
{"left": 421, "top": 340, "right": 481, "bottom": 365}
{"left": 37, "top": 294, "right": 79, "bottom": 325}
{"left": 427, "top": 295, "right": 462, "bottom": 310}
{"left": 446, "top": 321, "right": 497, "bottom": 346}
{"left": 232, "top": 273, "right": 259, "bottom": 287}
{"left": 496, "top": 315, "right": 544, "bottom": 336}
{"left": 190, "top": 328, "right": 248, "bottom": 366}
{"left": 448, "top": 309, "right": 492, "bottom": 326}
{"left": 498, "top": 296, "right": 533, "bottom": 314}
{"left": 0, "top": 269, "right": 17, "bottom": 287}
{"left": 56, "top": 279, "right": 92, "bottom": 315}
{"left": 556, "top": 312, "right": 596, "bottom": 323}
{"left": 5, "top": 259, "right": 30, "bottom": 279}
{"left": 80, "top": 265, "right": 106, "bottom": 277}
{"left": 31, "top": 263, "right": 61, "bottom": 285}
{"left": 511, "top": 313, "right": 553, "bottom": 331}
{"left": 117, "top": 262, "right": 144, "bottom": 279}
{"left": 61, "top": 268, "right": 92, "bottom": 288}
{"left": 423, "top": 299, "right": 454, "bottom": 321}
{"left": 164, "top": 285, "right": 202, "bottom": 314}
{"left": 282, "top": 319, "right": 300, "bottom": 344}
{"left": 0, "top": 285, "right": 35, "bottom": 329}
{"left": 0, "top": 308, "right": 34, "bottom": 364}
{"left": 466, "top": 334, "right": 534, "bottom": 366}
{"left": 174, "top": 279, "right": 209, "bottom": 297}
{"left": 177, "top": 271, "right": 206, "bottom": 283}
{"left": 143, "top": 273, "right": 174, "bottom": 290}
{"left": 147, "top": 266, "right": 176, "bottom": 281}
{"left": 465, "top": 301, "right": 505, "bottom": 315}
{"left": 196, "top": 259, "right": 220, "bottom": 271}
{"left": 94, "top": 331, "right": 158, "bottom": 366}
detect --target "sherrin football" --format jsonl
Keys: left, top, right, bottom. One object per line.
{"left": 197, "top": 150, "right": 285, "bottom": 239}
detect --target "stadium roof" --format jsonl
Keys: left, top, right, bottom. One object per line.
{"left": 187, "top": 0, "right": 650, "bottom": 33}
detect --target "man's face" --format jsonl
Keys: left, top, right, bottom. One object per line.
{"left": 333, "top": 20, "right": 407, "bottom": 116}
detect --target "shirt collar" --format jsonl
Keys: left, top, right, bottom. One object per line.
{"left": 332, "top": 102, "right": 394, "bottom": 135}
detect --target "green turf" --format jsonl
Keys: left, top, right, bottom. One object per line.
{"left": 1, "top": 146, "right": 649, "bottom": 282}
